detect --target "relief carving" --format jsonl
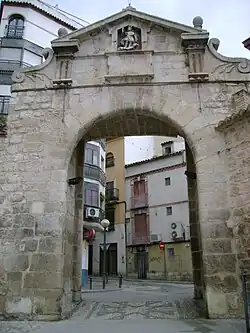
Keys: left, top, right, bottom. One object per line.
{"left": 12, "top": 48, "right": 54, "bottom": 85}
{"left": 117, "top": 25, "right": 141, "bottom": 51}
{"left": 208, "top": 38, "right": 250, "bottom": 74}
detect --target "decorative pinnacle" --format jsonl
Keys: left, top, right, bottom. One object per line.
{"left": 192, "top": 16, "right": 203, "bottom": 29}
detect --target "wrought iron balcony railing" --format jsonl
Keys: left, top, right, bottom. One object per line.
{"left": 0, "top": 59, "right": 31, "bottom": 73}
{"left": 106, "top": 188, "right": 119, "bottom": 202}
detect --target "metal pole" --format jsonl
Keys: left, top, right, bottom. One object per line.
{"left": 117, "top": 201, "right": 128, "bottom": 277}
{"left": 242, "top": 272, "right": 250, "bottom": 333}
{"left": 103, "top": 227, "right": 107, "bottom": 290}
{"left": 89, "top": 277, "right": 92, "bottom": 290}
{"left": 163, "top": 246, "right": 167, "bottom": 279}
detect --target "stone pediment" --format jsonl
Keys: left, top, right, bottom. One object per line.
{"left": 51, "top": 6, "right": 203, "bottom": 47}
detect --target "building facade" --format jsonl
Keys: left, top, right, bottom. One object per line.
{"left": 92, "top": 137, "right": 127, "bottom": 276}
{"left": 125, "top": 143, "right": 192, "bottom": 281}
{"left": 82, "top": 140, "right": 106, "bottom": 283}
{"left": 125, "top": 135, "right": 185, "bottom": 164}
{"left": 0, "top": 0, "right": 83, "bottom": 102}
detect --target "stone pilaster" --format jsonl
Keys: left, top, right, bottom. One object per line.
{"left": 181, "top": 32, "right": 209, "bottom": 82}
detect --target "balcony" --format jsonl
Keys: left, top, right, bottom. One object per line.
{"left": 0, "top": 59, "right": 31, "bottom": 74}
{"left": 132, "top": 234, "right": 150, "bottom": 245}
{"left": 106, "top": 188, "right": 119, "bottom": 202}
{"left": 84, "top": 164, "right": 106, "bottom": 186}
{"left": 5, "top": 25, "right": 24, "bottom": 39}
{"left": 83, "top": 204, "right": 105, "bottom": 222}
{"left": 131, "top": 194, "right": 148, "bottom": 209}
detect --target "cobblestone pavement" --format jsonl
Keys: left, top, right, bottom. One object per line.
{"left": 0, "top": 280, "right": 246, "bottom": 333}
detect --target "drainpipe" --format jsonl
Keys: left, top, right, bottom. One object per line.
{"left": 117, "top": 201, "right": 128, "bottom": 277}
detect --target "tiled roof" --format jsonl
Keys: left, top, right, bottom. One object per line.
{"left": 125, "top": 150, "right": 184, "bottom": 168}
{"left": 2, "top": 0, "right": 85, "bottom": 29}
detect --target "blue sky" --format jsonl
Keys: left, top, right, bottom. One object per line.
{"left": 50, "top": 0, "right": 250, "bottom": 58}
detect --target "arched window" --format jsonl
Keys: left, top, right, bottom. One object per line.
{"left": 106, "top": 152, "right": 115, "bottom": 168}
{"left": 6, "top": 15, "right": 25, "bottom": 38}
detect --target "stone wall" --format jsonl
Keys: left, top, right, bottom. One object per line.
{"left": 0, "top": 11, "right": 250, "bottom": 319}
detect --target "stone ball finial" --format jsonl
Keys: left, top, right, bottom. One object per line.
{"left": 193, "top": 16, "right": 203, "bottom": 29}
{"left": 58, "top": 27, "right": 68, "bottom": 37}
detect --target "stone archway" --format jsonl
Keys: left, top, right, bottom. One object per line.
{"left": 0, "top": 7, "right": 250, "bottom": 320}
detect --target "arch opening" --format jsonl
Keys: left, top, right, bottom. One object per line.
{"left": 65, "top": 108, "right": 206, "bottom": 318}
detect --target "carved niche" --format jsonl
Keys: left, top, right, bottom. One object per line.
{"left": 117, "top": 25, "right": 142, "bottom": 51}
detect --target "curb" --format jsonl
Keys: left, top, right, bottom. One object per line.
{"left": 82, "top": 288, "right": 122, "bottom": 293}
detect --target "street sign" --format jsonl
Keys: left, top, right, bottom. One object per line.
{"left": 159, "top": 241, "right": 165, "bottom": 251}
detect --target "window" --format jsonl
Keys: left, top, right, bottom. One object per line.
{"left": 164, "top": 146, "right": 172, "bottom": 155}
{"left": 85, "top": 189, "right": 98, "bottom": 206}
{"left": 6, "top": 15, "right": 25, "bottom": 38}
{"left": 106, "top": 152, "right": 114, "bottom": 167}
{"left": 165, "top": 177, "right": 171, "bottom": 186}
{"left": 168, "top": 248, "right": 175, "bottom": 257}
{"left": 166, "top": 206, "right": 172, "bottom": 216}
{"left": 133, "top": 180, "right": 145, "bottom": 196}
{"left": 0, "top": 96, "right": 10, "bottom": 115}
{"left": 85, "top": 147, "right": 98, "bottom": 165}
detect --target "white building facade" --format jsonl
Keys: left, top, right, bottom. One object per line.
{"left": 0, "top": 0, "right": 84, "bottom": 100}
{"left": 125, "top": 149, "right": 190, "bottom": 246}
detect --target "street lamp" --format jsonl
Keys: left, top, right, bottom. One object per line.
{"left": 101, "top": 219, "right": 110, "bottom": 289}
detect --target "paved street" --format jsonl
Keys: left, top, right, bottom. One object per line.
{"left": 0, "top": 280, "right": 246, "bottom": 333}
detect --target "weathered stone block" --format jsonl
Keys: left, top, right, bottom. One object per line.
{"left": 3, "top": 254, "right": 29, "bottom": 272}
{"left": 30, "top": 254, "right": 63, "bottom": 272}
{"left": 203, "top": 238, "right": 232, "bottom": 254}
{"left": 7, "top": 272, "right": 22, "bottom": 295}
{"left": 13, "top": 213, "right": 35, "bottom": 228}
{"left": 5, "top": 296, "right": 32, "bottom": 314}
{"left": 23, "top": 272, "right": 62, "bottom": 289}
{"left": 38, "top": 236, "right": 62, "bottom": 253}
{"left": 203, "top": 254, "right": 236, "bottom": 275}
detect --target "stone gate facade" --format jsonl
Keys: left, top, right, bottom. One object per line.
{"left": 0, "top": 7, "right": 250, "bottom": 320}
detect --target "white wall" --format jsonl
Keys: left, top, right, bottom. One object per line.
{"left": 22, "top": 50, "right": 42, "bottom": 66}
{"left": 148, "top": 166, "right": 188, "bottom": 205}
{"left": 0, "top": 85, "right": 11, "bottom": 95}
{"left": 0, "top": 6, "right": 76, "bottom": 47}
{"left": 149, "top": 202, "right": 189, "bottom": 242}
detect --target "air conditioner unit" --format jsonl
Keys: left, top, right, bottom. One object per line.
{"left": 86, "top": 207, "right": 100, "bottom": 218}
{"left": 150, "top": 234, "right": 160, "bottom": 242}
{"left": 170, "top": 222, "right": 185, "bottom": 241}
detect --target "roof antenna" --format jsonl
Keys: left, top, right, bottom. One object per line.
{"left": 128, "top": 0, "right": 131, "bottom": 5}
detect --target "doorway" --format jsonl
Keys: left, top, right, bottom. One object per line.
{"left": 99, "top": 243, "right": 118, "bottom": 276}
{"left": 136, "top": 246, "right": 148, "bottom": 279}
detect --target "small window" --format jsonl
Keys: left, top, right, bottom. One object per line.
{"left": 166, "top": 206, "right": 172, "bottom": 216}
{"left": 6, "top": 15, "right": 25, "bottom": 38}
{"left": 165, "top": 177, "right": 171, "bottom": 186}
{"left": 106, "top": 152, "right": 114, "bottom": 168}
{"left": 164, "top": 146, "right": 172, "bottom": 155}
{"left": 168, "top": 248, "right": 175, "bottom": 257}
